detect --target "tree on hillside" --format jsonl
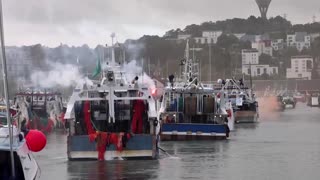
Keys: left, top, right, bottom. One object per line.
{"left": 216, "top": 34, "right": 239, "bottom": 49}
{"left": 259, "top": 54, "right": 272, "bottom": 65}
{"left": 184, "top": 24, "right": 202, "bottom": 37}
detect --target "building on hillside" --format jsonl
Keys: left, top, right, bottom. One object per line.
{"left": 242, "top": 64, "right": 278, "bottom": 77}
{"left": 194, "top": 31, "right": 223, "bottom": 44}
{"left": 286, "top": 55, "right": 313, "bottom": 80}
{"left": 252, "top": 40, "right": 273, "bottom": 56}
{"left": 287, "top": 32, "right": 311, "bottom": 51}
{"left": 2, "top": 47, "right": 32, "bottom": 79}
{"left": 242, "top": 49, "right": 259, "bottom": 65}
{"left": 241, "top": 49, "right": 278, "bottom": 77}
{"left": 177, "top": 34, "right": 192, "bottom": 40}
{"left": 233, "top": 33, "right": 246, "bottom": 40}
{"left": 271, "top": 39, "right": 285, "bottom": 51}
{"left": 310, "top": 33, "right": 320, "bottom": 41}
{"left": 240, "top": 34, "right": 270, "bottom": 43}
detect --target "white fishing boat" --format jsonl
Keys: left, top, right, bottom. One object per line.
{"left": 0, "top": 124, "right": 41, "bottom": 180}
{"left": 64, "top": 34, "right": 160, "bottom": 160}
{"left": 214, "top": 78, "right": 259, "bottom": 123}
{"left": 0, "top": 0, "right": 43, "bottom": 178}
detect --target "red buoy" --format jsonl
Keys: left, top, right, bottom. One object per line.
{"left": 25, "top": 130, "right": 47, "bottom": 152}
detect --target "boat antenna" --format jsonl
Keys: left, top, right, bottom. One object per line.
{"left": 0, "top": 0, "right": 15, "bottom": 177}
{"left": 111, "top": 33, "right": 116, "bottom": 65}
{"left": 183, "top": 40, "right": 190, "bottom": 83}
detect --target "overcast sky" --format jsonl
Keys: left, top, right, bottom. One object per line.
{"left": 2, "top": 0, "right": 320, "bottom": 47}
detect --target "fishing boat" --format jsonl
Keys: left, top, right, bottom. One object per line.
{"left": 281, "top": 92, "right": 296, "bottom": 109}
{"left": 215, "top": 78, "right": 259, "bottom": 123}
{"left": 0, "top": 124, "right": 41, "bottom": 180}
{"left": 158, "top": 41, "right": 233, "bottom": 141}
{"left": 293, "top": 91, "right": 306, "bottom": 103}
{"left": 12, "top": 88, "right": 65, "bottom": 133}
{"left": 0, "top": 1, "right": 44, "bottom": 178}
{"left": 275, "top": 95, "right": 286, "bottom": 111}
{"left": 64, "top": 35, "right": 160, "bottom": 160}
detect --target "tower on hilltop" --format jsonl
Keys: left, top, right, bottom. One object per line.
{"left": 255, "top": 0, "right": 272, "bottom": 20}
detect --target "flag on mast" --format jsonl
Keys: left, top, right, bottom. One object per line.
{"left": 92, "top": 58, "right": 101, "bottom": 78}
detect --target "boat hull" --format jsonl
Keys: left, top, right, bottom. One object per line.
{"left": 67, "top": 134, "right": 158, "bottom": 160}
{"left": 235, "top": 111, "right": 258, "bottom": 123}
{"left": 160, "top": 123, "right": 228, "bottom": 141}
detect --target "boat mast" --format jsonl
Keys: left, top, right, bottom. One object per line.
{"left": 111, "top": 33, "right": 116, "bottom": 65}
{"left": 183, "top": 40, "right": 190, "bottom": 83}
{"left": 0, "top": 0, "right": 15, "bottom": 177}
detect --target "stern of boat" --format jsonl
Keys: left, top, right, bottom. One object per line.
{"left": 67, "top": 134, "right": 158, "bottom": 160}
{"left": 160, "top": 123, "right": 228, "bottom": 141}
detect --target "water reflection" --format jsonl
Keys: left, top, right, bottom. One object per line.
{"left": 67, "top": 160, "right": 159, "bottom": 180}
{"left": 36, "top": 104, "right": 320, "bottom": 180}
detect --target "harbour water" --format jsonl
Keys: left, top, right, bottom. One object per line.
{"left": 36, "top": 103, "right": 320, "bottom": 180}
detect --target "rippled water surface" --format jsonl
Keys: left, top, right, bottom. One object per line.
{"left": 36, "top": 103, "right": 320, "bottom": 180}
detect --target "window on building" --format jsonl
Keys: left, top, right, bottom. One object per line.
{"left": 273, "top": 68, "right": 276, "bottom": 74}
{"left": 248, "top": 68, "right": 251, "bottom": 75}
{"left": 306, "top": 60, "right": 312, "bottom": 69}
{"left": 298, "top": 74, "right": 302, "bottom": 78}
{"left": 263, "top": 68, "right": 267, "bottom": 74}
{"left": 257, "top": 68, "right": 260, "bottom": 75}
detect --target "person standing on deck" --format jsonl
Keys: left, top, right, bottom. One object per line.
{"left": 131, "top": 100, "right": 145, "bottom": 134}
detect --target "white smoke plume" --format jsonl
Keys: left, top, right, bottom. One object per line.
{"left": 31, "top": 62, "right": 92, "bottom": 88}
{"left": 121, "top": 60, "right": 155, "bottom": 89}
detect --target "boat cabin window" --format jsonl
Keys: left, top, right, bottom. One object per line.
{"left": 73, "top": 100, "right": 150, "bottom": 135}
{"left": 0, "top": 151, "right": 25, "bottom": 180}
{"left": 162, "top": 93, "right": 217, "bottom": 124}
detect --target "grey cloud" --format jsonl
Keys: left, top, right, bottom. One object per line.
{"left": 2, "top": 0, "right": 320, "bottom": 47}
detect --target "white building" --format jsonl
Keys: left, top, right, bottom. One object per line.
{"left": 233, "top": 33, "right": 246, "bottom": 40}
{"left": 271, "top": 39, "right": 285, "bottom": 51}
{"left": 310, "top": 33, "right": 320, "bottom": 41}
{"left": 241, "top": 49, "right": 259, "bottom": 65}
{"left": 241, "top": 49, "right": 278, "bottom": 77}
{"left": 194, "top": 31, "right": 223, "bottom": 44}
{"left": 177, "top": 34, "right": 192, "bottom": 40}
{"left": 286, "top": 56, "right": 313, "bottom": 80}
{"left": 3, "top": 47, "right": 32, "bottom": 78}
{"left": 287, "top": 32, "right": 311, "bottom": 51}
{"left": 252, "top": 40, "right": 273, "bottom": 56}
{"left": 240, "top": 34, "right": 270, "bottom": 43}
{"left": 242, "top": 64, "right": 278, "bottom": 77}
